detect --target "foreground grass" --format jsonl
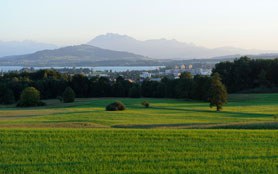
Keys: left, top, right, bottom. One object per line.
{"left": 0, "top": 93, "right": 277, "bottom": 129}
{"left": 0, "top": 129, "right": 277, "bottom": 173}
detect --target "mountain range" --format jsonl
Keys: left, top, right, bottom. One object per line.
{"left": 88, "top": 33, "right": 278, "bottom": 59}
{"left": 0, "top": 33, "right": 278, "bottom": 67}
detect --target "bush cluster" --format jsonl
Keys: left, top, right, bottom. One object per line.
{"left": 141, "top": 101, "right": 150, "bottom": 108}
{"left": 106, "top": 101, "right": 126, "bottom": 111}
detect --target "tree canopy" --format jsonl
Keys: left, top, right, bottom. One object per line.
{"left": 17, "top": 87, "right": 43, "bottom": 107}
{"left": 213, "top": 57, "right": 278, "bottom": 92}
{"left": 63, "top": 87, "right": 75, "bottom": 103}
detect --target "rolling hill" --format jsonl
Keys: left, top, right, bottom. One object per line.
{"left": 0, "top": 44, "right": 151, "bottom": 66}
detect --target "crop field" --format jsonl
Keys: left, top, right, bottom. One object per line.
{"left": 0, "top": 93, "right": 277, "bottom": 173}
{"left": 0, "top": 129, "right": 277, "bottom": 173}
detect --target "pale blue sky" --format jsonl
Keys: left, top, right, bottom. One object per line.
{"left": 1, "top": 0, "right": 278, "bottom": 49}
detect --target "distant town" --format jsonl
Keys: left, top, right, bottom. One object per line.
{"left": 0, "top": 63, "right": 213, "bottom": 82}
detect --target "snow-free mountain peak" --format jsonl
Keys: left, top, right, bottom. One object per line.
{"left": 88, "top": 33, "right": 276, "bottom": 59}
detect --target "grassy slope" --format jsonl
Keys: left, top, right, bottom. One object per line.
{"left": 0, "top": 93, "right": 277, "bottom": 128}
{"left": 0, "top": 129, "right": 277, "bottom": 173}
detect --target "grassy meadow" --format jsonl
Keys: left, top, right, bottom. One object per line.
{"left": 0, "top": 93, "right": 277, "bottom": 128}
{"left": 0, "top": 93, "right": 277, "bottom": 173}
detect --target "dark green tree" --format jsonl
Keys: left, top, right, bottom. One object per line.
{"left": 141, "top": 80, "right": 153, "bottom": 97}
{"left": 113, "top": 76, "right": 125, "bottom": 97}
{"left": 213, "top": 57, "right": 278, "bottom": 92}
{"left": 192, "top": 75, "right": 211, "bottom": 101}
{"left": 128, "top": 84, "right": 141, "bottom": 98}
{"left": 162, "top": 77, "right": 176, "bottom": 98}
{"left": 175, "top": 78, "right": 194, "bottom": 99}
{"left": 257, "top": 69, "right": 268, "bottom": 87}
{"left": 112, "top": 76, "right": 132, "bottom": 97}
{"left": 96, "top": 77, "right": 112, "bottom": 97}
{"left": 63, "top": 87, "right": 75, "bottom": 103}
{"left": 70, "top": 74, "right": 89, "bottom": 98}
{"left": 154, "top": 83, "right": 166, "bottom": 98}
{"left": 17, "top": 87, "right": 42, "bottom": 107}
{"left": 2, "top": 89, "right": 15, "bottom": 104}
{"left": 208, "top": 73, "right": 228, "bottom": 111}
{"left": 180, "top": 72, "right": 192, "bottom": 79}
{"left": 0, "top": 86, "right": 15, "bottom": 104}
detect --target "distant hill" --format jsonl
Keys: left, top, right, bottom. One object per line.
{"left": 0, "top": 44, "right": 151, "bottom": 66}
{"left": 0, "top": 40, "right": 57, "bottom": 57}
{"left": 88, "top": 33, "right": 278, "bottom": 59}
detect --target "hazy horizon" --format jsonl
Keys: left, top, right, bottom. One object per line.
{"left": 1, "top": 0, "right": 278, "bottom": 50}
{"left": 1, "top": 33, "right": 278, "bottom": 52}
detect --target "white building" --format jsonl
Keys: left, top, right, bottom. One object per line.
{"left": 200, "top": 69, "right": 212, "bottom": 75}
{"left": 99, "top": 74, "right": 109, "bottom": 77}
{"left": 174, "top": 72, "right": 181, "bottom": 79}
{"left": 140, "top": 72, "right": 152, "bottom": 78}
{"left": 181, "top": 64, "right": 186, "bottom": 69}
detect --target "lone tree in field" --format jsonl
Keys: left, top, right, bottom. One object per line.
{"left": 18, "top": 87, "right": 43, "bottom": 107}
{"left": 63, "top": 87, "right": 75, "bottom": 103}
{"left": 208, "top": 73, "right": 228, "bottom": 111}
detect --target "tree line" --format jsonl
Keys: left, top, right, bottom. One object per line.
{"left": 0, "top": 70, "right": 213, "bottom": 103}
{"left": 1, "top": 57, "right": 276, "bottom": 105}
{"left": 213, "top": 56, "right": 278, "bottom": 93}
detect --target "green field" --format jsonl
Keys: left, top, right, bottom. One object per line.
{"left": 0, "top": 93, "right": 277, "bottom": 128}
{"left": 0, "top": 93, "right": 277, "bottom": 173}
{"left": 0, "top": 129, "right": 277, "bottom": 173}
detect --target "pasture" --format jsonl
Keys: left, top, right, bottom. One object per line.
{"left": 0, "top": 93, "right": 277, "bottom": 129}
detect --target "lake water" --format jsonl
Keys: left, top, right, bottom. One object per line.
{"left": 0, "top": 66, "right": 165, "bottom": 72}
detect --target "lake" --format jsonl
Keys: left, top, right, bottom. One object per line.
{"left": 0, "top": 66, "right": 165, "bottom": 72}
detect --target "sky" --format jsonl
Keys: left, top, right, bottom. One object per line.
{"left": 1, "top": 0, "right": 278, "bottom": 50}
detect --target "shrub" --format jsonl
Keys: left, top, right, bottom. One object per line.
{"left": 141, "top": 101, "right": 150, "bottom": 108}
{"left": 106, "top": 101, "right": 126, "bottom": 111}
{"left": 17, "top": 87, "right": 44, "bottom": 107}
{"left": 63, "top": 87, "right": 75, "bottom": 103}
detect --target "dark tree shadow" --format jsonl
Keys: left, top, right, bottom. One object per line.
{"left": 112, "top": 123, "right": 216, "bottom": 129}
{"left": 150, "top": 106, "right": 273, "bottom": 118}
